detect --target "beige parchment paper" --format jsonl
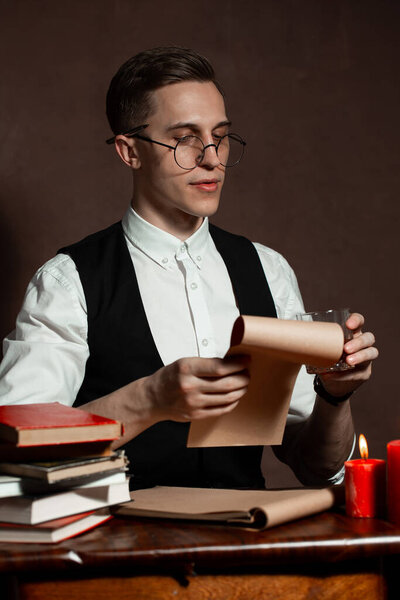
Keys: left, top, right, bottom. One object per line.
{"left": 116, "top": 485, "right": 344, "bottom": 530}
{"left": 187, "top": 315, "right": 344, "bottom": 447}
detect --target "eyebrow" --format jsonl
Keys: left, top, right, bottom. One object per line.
{"left": 165, "top": 120, "right": 232, "bottom": 133}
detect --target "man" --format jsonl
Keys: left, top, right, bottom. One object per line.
{"left": 0, "top": 47, "right": 378, "bottom": 489}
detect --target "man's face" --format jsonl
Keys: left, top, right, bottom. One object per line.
{"left": 131, "top": 80, "right": 229, "bottom": 233}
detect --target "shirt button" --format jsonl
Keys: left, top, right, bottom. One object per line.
{"left": 197, "top": 256, "right": 202, "bottom": 261}
{"left": 162, "top": 257, "right": 168, "bottom": 264}
{"left": 190, "top": 282, "right": 198, "bottom": 290}
{"left": 202, "top": 338, "right": 209, "bottom": 347}
{"left": 180, "top": 245, "right": 186, "bottom": 253}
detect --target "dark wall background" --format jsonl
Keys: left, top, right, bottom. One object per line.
{"left": 1, "top": 0, "right": 399, "bottom": 485}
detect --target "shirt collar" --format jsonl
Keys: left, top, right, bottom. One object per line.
{"left": 122, "top": 206, "right": 209, "bottom": 270}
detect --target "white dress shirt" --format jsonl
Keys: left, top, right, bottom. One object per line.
{"left": 0, "top": 207, "right": 314, "bottom": 418}
{"left": 0, "top": 207, "right": 350, "bottom": 483}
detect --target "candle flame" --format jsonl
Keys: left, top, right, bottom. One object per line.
{"left": 359, "top": 434, "right": 369, "bottom": 459}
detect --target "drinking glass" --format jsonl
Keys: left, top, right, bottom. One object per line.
{"left": 296, "top": 308, "right": 355, "bottom": 374}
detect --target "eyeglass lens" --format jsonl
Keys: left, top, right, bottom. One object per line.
{"left": 175, "top": 134, "right": 244, "bottom": 170}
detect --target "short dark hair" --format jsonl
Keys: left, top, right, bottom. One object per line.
{"left": 106, "top": 46, "right": 223, "bottom": 136}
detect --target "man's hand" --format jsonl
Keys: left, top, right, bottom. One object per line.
{"left": 143, "top": 355, "right": 250, "bottom": 422}
{"left": 319, "top": 312, "right": 378, "bottom": 398}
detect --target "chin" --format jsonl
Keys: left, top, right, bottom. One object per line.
{"left": 202, "top": 205, "right": 219, "bottom": 218}
{"left": 192, "top": 196, "right": 221, "bottom": 218}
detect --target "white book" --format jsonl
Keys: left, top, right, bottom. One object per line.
{"left": 0, "top": 480, "right": 130, "bottom": 524}
{"left": 0, "top": 475, "right": 26, "bottom": 499}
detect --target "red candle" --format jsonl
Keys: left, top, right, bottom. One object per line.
{"left": 387, "top": 440, "right": 400, "bottom": 525}
{"left": 345, "top": 434, "right": 386, "bottom": 518}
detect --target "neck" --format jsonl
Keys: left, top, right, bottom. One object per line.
{"left": 131, "top": 198, "right": 203, "bottom": 241}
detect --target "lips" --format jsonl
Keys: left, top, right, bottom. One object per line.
{"left": 190, "top": 179, "right": 220, "bottom": 192}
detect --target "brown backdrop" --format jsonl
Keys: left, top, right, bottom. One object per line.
{"left": 0, "top": 0, "right": 399, "bottom": 485}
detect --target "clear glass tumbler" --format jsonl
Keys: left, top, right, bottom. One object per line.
{"left": 296, "top": 308, "right": 355, "bottom": 374}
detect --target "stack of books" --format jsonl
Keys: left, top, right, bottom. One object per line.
{"left": 0, "top": 402, "right": 131, "bottom": 543}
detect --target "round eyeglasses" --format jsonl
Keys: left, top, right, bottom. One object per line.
{"left": 106, "top": 124, "right": 246, "bottom": 170}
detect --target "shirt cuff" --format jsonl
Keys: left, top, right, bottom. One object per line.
{"left": 325, "top": 433, "right": 356, "bottom": 485}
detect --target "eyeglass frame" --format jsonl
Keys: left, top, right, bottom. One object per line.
{"left": 106, "top": 124, "right": 246, "bottom": 170}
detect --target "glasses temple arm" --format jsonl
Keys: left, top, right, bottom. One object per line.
{"left": 105, "top": 124, "right": 149, "bottom": 145}
{"left": 133, "top": 135, "right": 175, "bottom": 150}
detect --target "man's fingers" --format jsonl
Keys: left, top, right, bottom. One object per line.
{"left": 344, "top": 331, "right": 376, "bottom": 355}
{"left": 196, "top": 370, "right": 250, "bottom": 393}
{"left": 346, "top": 346, "right": 379, "bottom": 367}
{"left": 175, "top": 388, "right": 246, "bottom": 421}
{"left": 189, "top": 400, "right": 241, "bottom": 420}
{"left": 195, "top": 387, "right": 248, "bottom": 407}
{"left": 346, "top": 312, "right": 364, "bottom": 334}
{"left": 179, "top": 355, "right": 250, "bottom": 378}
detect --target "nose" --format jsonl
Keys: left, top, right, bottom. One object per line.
{"left": 199, "top": 142, "right": 220, "bottom": 169}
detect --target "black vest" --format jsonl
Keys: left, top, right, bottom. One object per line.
{"left": 59, "top": 222, "right": 277, "bottom": 489}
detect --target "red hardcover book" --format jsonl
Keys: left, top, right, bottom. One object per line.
{"left": 0, "top": 403, "right": 122, "bottom": 446}
{"left": 0, "top": 510, "right": 113, "bottom": 543}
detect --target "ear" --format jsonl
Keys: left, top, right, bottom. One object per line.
{"left": 114, "top": 136, "right": 141, "bottom": 169}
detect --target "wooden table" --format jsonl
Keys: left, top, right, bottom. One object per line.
{"left": 0, "top": 510, "right": 399, "bottom": 599}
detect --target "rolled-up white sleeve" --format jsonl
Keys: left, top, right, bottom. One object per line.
{"left": 0, "top": 254, "right": 89, "bottom": 406}
{"left": 254, "top": 242, "right": 351, "bottom": 485}
{"left": 253, "top": 242, "right": 315, "bottom": 423}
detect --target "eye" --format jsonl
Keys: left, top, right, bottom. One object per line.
{"left": 174, "top": 135, "right": 193, "bottom": 143}
{"left": 212, "top": 129, "right": 229, "bottom": 141}
{"left": 175, "top": 135, "right": 202, "bottom": 147}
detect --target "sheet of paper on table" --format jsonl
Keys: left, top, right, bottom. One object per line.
{"left": 187, "top": 315, "right": 344, "bottom": 448}
{"left": 116, "top": 485, "right": 345, "bottom": 531}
